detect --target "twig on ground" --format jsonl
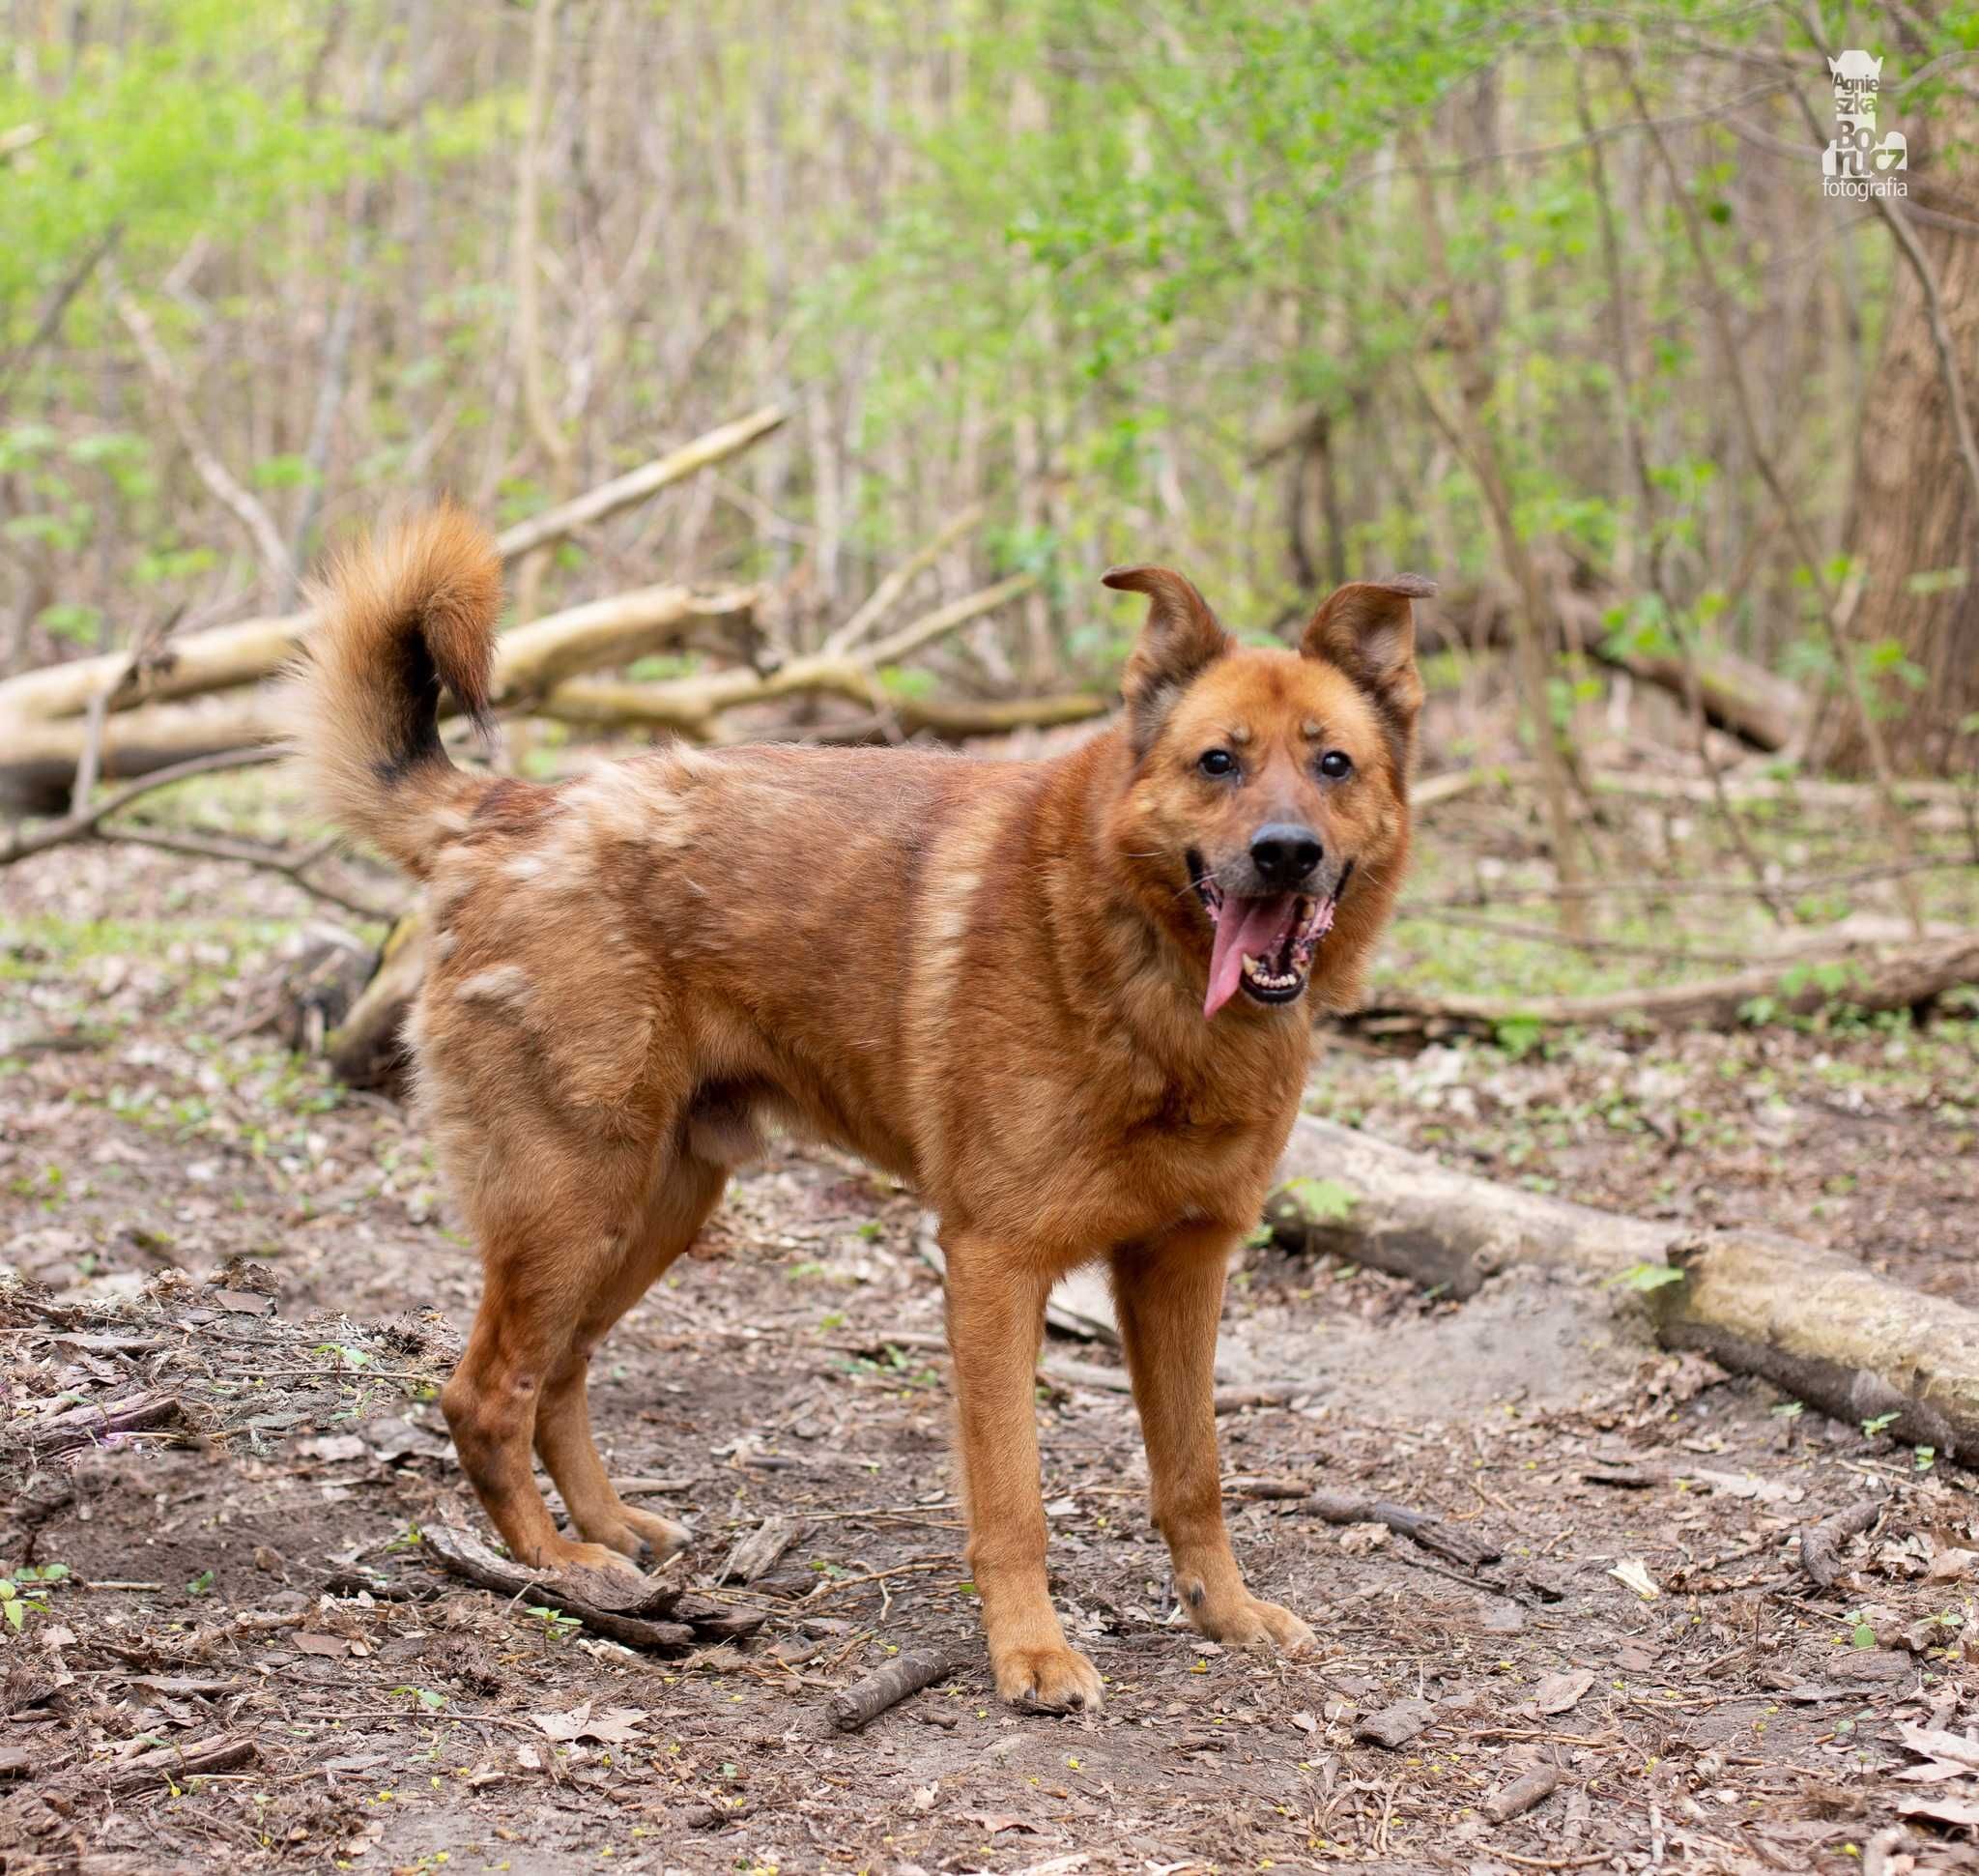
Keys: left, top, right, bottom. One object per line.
{"left": 1799, "top": 1494, "right": 1887, "bottom": 1590}
{"left": 418, "top": 1520, "right": 695, "bottom": 1652}
{"left": 1485, "top": 1761, "right": 1564, "bottom": 1824}
{"left": 827, "top": 1650, "right": 954, "bottom": 1733}
{"left": 1297, "top": 1490, "right": 1502, "bottom": 1570}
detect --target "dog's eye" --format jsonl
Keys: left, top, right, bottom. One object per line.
{"left": 1197, "top": 749, "right": 1237, "bottom": 778}
{"left": 1317, "top": 750, "right": 1354, "bottom": 781}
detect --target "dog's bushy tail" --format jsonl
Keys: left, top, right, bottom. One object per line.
{"left": 286, "top": 504, "right": 501, "bottom": 878}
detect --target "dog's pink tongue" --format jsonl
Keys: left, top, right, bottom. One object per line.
{"left": 1204, "top": 895, "right": 1300, "bottom": 1020}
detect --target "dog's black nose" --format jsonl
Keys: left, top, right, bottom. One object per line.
{"left": 1250, "top": 823, "right": 1323, "bottom": 887}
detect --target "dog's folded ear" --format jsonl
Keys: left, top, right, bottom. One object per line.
{"left": 1301, "top": 576, "right": 1434, "bottom": 747}
{"left": 1103, "top": 565, "right": 1233, "bottom": 754}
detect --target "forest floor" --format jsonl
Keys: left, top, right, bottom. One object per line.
{"left": 4, "top": 809, "right": 1978, "bottom": 1876}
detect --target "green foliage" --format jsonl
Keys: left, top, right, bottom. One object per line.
{"left": 0, "top": 1563, "right": 70, "bottom": 1635}
{"left": 0, "top": 1, "right": 354, "bottom": 305}
{"left": 1615, "top": 1262, "right": 1686, "bottom": 1292}
{"left": 1280, "top": 1175, "right": 1357, "bottom": 1223}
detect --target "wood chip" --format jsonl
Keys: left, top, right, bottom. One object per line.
{"left": 1354, "top": 1697, "right": 1436, "bottom": 1749}
{"left": 1534, "top": 1669, "right": 1594, "bottom": 1715}
{"left": 1485, "top": 1761, "right": 1563, "bottom": 1823}
{"left": 717, "top": 1516, "right": 808, "bottom": 1585}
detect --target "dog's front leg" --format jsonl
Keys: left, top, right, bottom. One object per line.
{"left": 1113, "top": 1233, "right": 1315, "bottom": 1657}
{"left": 943, "top": 1236, "right": 1104, "bottom": 1713}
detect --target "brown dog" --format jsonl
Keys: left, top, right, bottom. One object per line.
{"left": 291, "top": 506, "right": 1428, "bottom": 1710}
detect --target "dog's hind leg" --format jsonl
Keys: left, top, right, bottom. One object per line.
{"left": 531, "top": 1152, "right": 727, "bottom": 1566}
{"left": 1112, "top": 1229, "right": 1314, "bottom": 1656}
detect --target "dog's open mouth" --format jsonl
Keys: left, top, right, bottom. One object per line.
{"left": 1189, "top": 852, "right": 1340, "bottom": 1019}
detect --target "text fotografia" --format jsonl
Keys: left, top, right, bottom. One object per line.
{"left": 1821, "top": 50, "right": 1907, "bottom": 199}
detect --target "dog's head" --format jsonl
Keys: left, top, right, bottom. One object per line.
{"left": 1102, "top": 564, "right": 1430, "bottom": 1020}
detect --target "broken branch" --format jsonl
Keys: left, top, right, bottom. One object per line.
{"left": 827, "top": 1649, "right": 953, "bottom": 1732}
{"left": 1269, "top": 1113, "right": 1979, "bottom": 1459}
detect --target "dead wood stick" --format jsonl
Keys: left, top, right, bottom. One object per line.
{"left": 419, "top": 1520, "right": 695, "bottom": 1650}
{"left": 822, "top": 503, "right": 988, "bottom": 654}
{"left": 1298, "top": 1490, "right": 1502, "bottom": 1570}
{"left": 1345, "top": 931, "right": 1979, "bottom": 1037}
{"left": 102, "top": 1732, "right": 257, "bottom": 1795}
{"left": 719, "top": 1516, "right": 809, "bottom": 1586}
{"left": 495, "top": 405, "right": 788, "bottom": 563}
{"left": 29, "top": 1389, "right": 186, "bottom": 1456}
{"left": 1213, "top": 1381, "right": 1305, "bottom": 1414}
{"left": 1412, "top": 762, "right": 1976, "bottom": 832}
{"left": 0, "top": 409, "right": 788, "bottom": 727}
{"left": 1271, "top": 1114, "right": 1979, "bottom": 1459}
{"left": 1799, "top": 1494, "right": 1887, "bottom": 1591}
{"left": 1, "top": 746, "right": 280, "bottom": 866}
{"left": 827, "top": 1649, "right": 953, "bottom": 1732}
{"left": 1485, "top": 1761, "right": 1563, "bottom": 1824}
{"left": 100, "top": 824, "right": 400, "bottom": 921}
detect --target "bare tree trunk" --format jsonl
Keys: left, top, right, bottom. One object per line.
{"left": 512, "top": 0, "right": 572, "bottom": 630}
{"left": 1830, "top": 92, "right": 1979, "bottom": 776}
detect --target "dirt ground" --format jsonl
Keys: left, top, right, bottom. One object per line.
{"left": 4, "top": 837, "right": 1977, "bottom": 1876}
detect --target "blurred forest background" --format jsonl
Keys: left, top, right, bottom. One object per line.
{"left": 2, "top": 0, "right": 1977, "bottom": 1003}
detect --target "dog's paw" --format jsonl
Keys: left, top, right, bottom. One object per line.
{"left": 993, "top": 1644, "right": 1104, "bottom": 1714}
{"left": 540, "top": 1540, "right": 650, "bottom": 1596}
{"left": 588, "top": 1506, "right": 694, "bottom": 1570}
{"left": 1190, "top": 1594, "right": 1316, "bottom": 1656}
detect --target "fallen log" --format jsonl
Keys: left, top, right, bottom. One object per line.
{"left": 1433, "top": 581, "right": 1809, "bottom": 752}
{"left": 1346, "top": 932, "right": 1979, "bottom": 1039}
{"left": 0, "top": 405, "right": 788, "bottom": 727}
{"left": 547, "top": 674, "right": 1107, "bottom": 743}
{"left": 1269, "top": 1114, "right": 1979, "bottom": 1458}
{"left": 1413, "top": 761, "right": 1975, "bottom": 833}
{"left": 1263, "top": 1117, "right": 1671, "bottom": 1298}
{"left": 2, "top": 580, "right": 1052, "bottom": 815}
{"left": 0, "top": 584, "right": 761, "bottom": 814}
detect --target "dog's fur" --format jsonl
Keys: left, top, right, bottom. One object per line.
{"left": 292, "top": 505, "right": 1428, "bottom": 1710}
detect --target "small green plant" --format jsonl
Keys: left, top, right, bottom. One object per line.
{"left": 1615, "top": 1262, "right": 1685, "bottom": 1292}
{"left": 1861, "top": 1411, "right": 1899, "bottom": 1438}
{"left": 391, "top": 1685, "right": 447, "bottom": 1713}
{"left": 186, "top": 1568, "right": 215, "bottom": 1596}
{"left": 0, "top": 1563, "right": 69, "bottom": 1633}
{"left": 1279, "top": 1176, "right": 1356, "bottom": 1223}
